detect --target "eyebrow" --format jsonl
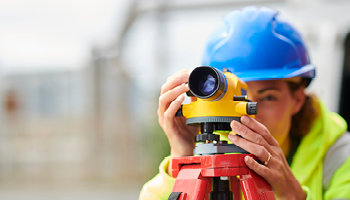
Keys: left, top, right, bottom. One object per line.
{"left": 257, "top": 87, "right": 281, "bottom": 94}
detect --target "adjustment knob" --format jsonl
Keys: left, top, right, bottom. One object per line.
{"left": 247, "top": 102, "right": 258, "bottom": 115}
{"left": 196, "top": 134, "right": 220, "bottom": 142}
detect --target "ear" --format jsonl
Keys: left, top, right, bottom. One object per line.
{"left": 292, "top": 87, "right": 306, "bottom": 115}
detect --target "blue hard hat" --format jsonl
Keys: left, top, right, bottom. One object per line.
{"left": 201, "top": 6, "right": 316, "bottom": 83}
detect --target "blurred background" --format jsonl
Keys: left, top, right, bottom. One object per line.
{"left": 0, "top": 0, "right": 350, "bottom": 199}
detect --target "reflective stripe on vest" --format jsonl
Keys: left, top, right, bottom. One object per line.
{"left": 323, "top": 132, "right": 350, "bottom": 191}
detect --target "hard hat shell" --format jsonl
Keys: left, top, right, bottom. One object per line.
{"left": 201, "top": 6, "right": 316, "bottom": 83}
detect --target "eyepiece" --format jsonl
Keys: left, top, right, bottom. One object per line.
{"left": 188, "top": 66, "right": 227, "bottom": 100}
{"left": 247, "top": 102, "right": 258, "bottom": 115}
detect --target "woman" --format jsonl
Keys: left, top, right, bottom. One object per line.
{"left": 140, "top": 6, "right": 350, "bottom": 200}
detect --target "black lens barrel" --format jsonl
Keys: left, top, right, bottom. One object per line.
{"left": 188, "top": 66, "right": 226, "bottom": 100}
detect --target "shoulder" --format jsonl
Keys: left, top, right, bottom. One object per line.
{"left": 323, "top": 131, "right": 350, "bottom": 190}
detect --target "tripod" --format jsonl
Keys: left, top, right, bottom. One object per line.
{"left": 168, "top": 122, "right": 275, "bottom": 200}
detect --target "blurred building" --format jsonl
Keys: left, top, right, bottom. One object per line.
{"left": 0, "top": 63, "right": 150, "bottom": 185}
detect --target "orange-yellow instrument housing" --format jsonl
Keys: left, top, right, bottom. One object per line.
{"left": 177, "top": 66, "right": 257, "bottom": 125}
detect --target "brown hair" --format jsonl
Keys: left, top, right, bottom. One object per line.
{"left": 287, "top": 79, "right": 320, "bottom": 137}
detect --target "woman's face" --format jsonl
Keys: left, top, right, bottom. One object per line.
{"left": 246, "top": 80, "right": 305, "bottom": 146}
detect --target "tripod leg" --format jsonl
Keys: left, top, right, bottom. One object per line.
{"left": 170, "top": 167, "right": 210, "bottom": 200}
{"left": 240, "top": 169, "right": 275, "bottom": 200}
{"left": 230, "top": 177, "right": 242, "bottom": 200}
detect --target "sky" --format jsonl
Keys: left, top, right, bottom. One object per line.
{"left": 0, "top": 0, "right": 123, "bottom": 71}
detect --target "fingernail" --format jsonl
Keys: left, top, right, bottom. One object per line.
{"left": 241, "top": 116, "right": 250, "bottom": 124}
{"left": 232, "top": 121, "right": 241, "bottom": 129}
{"left": 228, "top": 135, "right": 236, "bottom": 141}
{"left": 245, "top": 156, "right": 252, "bottom": 164}
{"left": 176, "top": 94, "right": 185, "bottom": 102}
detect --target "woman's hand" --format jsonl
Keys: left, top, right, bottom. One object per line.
{"left": 228, "top": 115, "right": 306, "bottom": 200}
{"left": 158, "top": 69, "right": 199, "bottom": 158}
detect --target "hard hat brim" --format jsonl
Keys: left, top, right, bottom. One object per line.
{"left": 233, "top": 64, "right": 316, "bottom": 82}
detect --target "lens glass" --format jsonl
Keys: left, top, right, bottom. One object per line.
{"left": 199, "top": 74, "right": 217, "bottom": 95}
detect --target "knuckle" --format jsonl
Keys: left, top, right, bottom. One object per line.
{"left": 256, "top": 146, "right": 266, "bottom": 156}
{"left": 269, "top": 174, "right": 278, "bottom": 182}
{"left": 261, "top": 166, "right": 269, "bottom": 175}
{"left": 271, "top": 171, "right": 282, "bottom": 182}
{"left": 160, "top": 84, "right": 166, "bottom": 94}
{"left": 174, "top": 85, "right": 181, "bottom": 93}
{"left": 158, "top": 115, "right": 164, "bottom": 125}
{"left": 158, "top": 95, "right": 165, "bottom": 105}
{"left": 239, "top": 126, "right": 247, "bottom": 135}
{"left": 262, "top": 130, "right": 269, "bottom": 137}
{"left": 275, "top": 160, "right": 284, "bottom": 171}
{"left": 261, "top": 125, "right": 270, "bottom": 136}
{"left": 163, "top": 112, "right": 172, "bottom": 121}
{"left": 255, "top": 135, "right": 264, "bottom": 144}
{"left": 157, "top": 108, "right": 163, "bottom": 119}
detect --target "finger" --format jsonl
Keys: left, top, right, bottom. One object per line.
{"left": 228, "top": 135, "right": 271, "bottom": 164}
{"left": 240, "top": 116, "right": 279, "bottom": 146}
{"left": 161, "top": 70, "right": 190, "bottom": 95}
{"left": 230, "top": 120, "right": 269, "bottom": 147}
{"left": 158, "top": 84, "right": 189, "bottom": 116}
{"left": 163, "top": 94, "right": 185, "bottom": 122}
{"left": 244, "top": 156, "right": 277, "bottom": 184}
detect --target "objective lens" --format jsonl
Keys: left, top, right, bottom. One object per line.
{"left": 199, "top": 74, "right": 217, "bottom": 95}
{"left": 188, "top": 66, "right": 226, "bottom": 100}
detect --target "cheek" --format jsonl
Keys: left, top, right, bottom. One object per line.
{"left": 255, "top": 103, "right": 293, "bottom": 141}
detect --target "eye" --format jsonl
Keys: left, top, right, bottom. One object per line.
{"left": 260, "top": 95, "right": 277, "bottom": 101}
